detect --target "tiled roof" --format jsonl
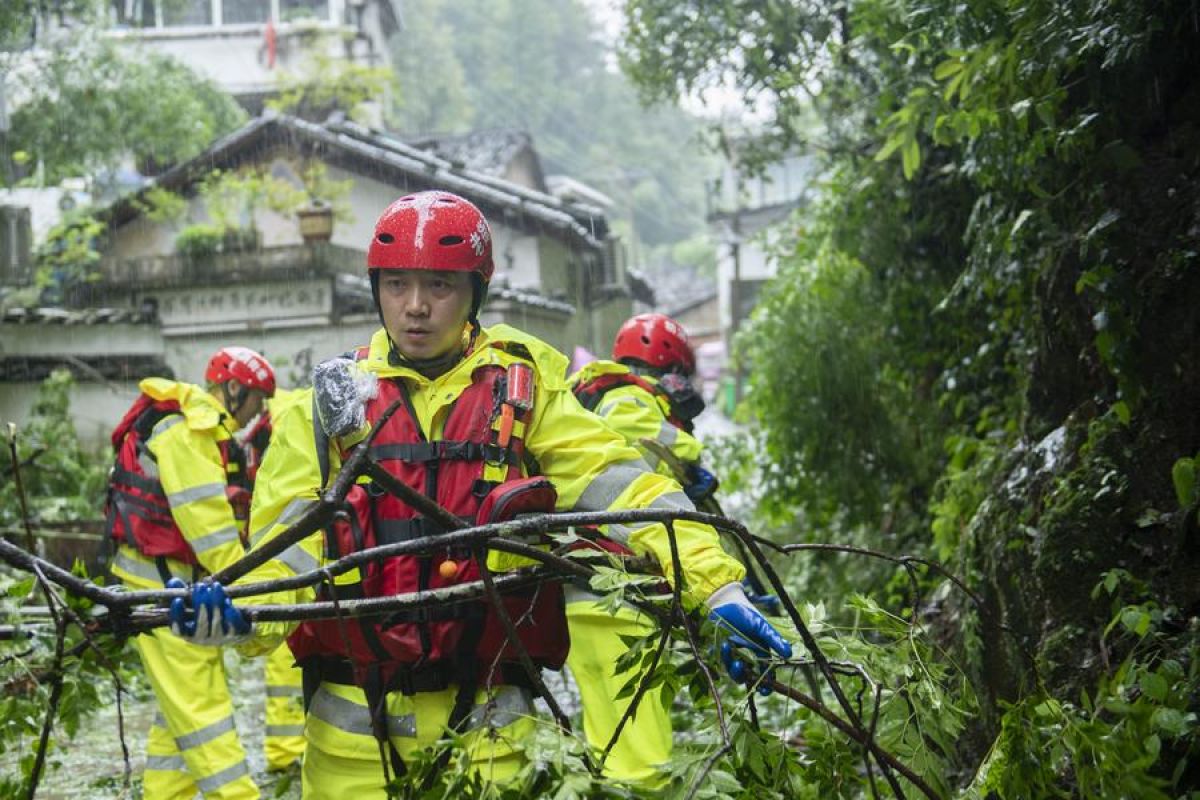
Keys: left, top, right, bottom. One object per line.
{"left": 406, "top": 129, "right": 537, "bottom": 180}
{"left": 1, "top": 306, "right": 157, "bottom": 324}
{"left": 101, "top": 112, "right": 611, "bottom": 249}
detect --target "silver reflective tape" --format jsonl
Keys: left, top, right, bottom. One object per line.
{"left": 251, "top": 497, "right": 316, "bottom": 547}
{"left": 266, "top": 724, "right": 305, "bottom": 737}
{"left": 112, "top": 550, "right": 187, "bottom": 585}
{"left": 153, "top": 712, "right": 167, "bottom": 728}
{"left": 605, "top": 523, "right": 633, "bottom": 545}
{"left": 143, "top": 754, "right": 186, "bottom": 772}
{"left": 564, "top": 583, "right": 602, "bottom": 605}
{"left": 137, "top": 452, "right": 160, "bottom": 480}
{"left": 166, "top": 482, "right": 225, "bottom": 508}
{"left": 175, "top": 715, "right": 236, "bottom": 751}
{"left": 463, "top": 687, "right": 533, "bottom": 732}
{"left": 147, "top": 415, "right": 185, "bottom": 443}
{"left": 279, "top": 543, "right": 319, "bottom": 576}
{"left": 574, "top": 458, "right": 651, "bottom": 512}
{"left": 657, "top": 420, "right": 678, "bottom": 447}
{"left": 189, "top": 525, "right": 240, "bottom": 555}
{"left": 309, "top": 685, "right": 416, "bottom": 738}
{"left": 195, "top": 759, "right": 250, "bottom": 794}
{"left": 623, "top": 491, "right": 697, "bottom": 536}
{"left": 266, "top": 684, "right": 303, "bottom": 698}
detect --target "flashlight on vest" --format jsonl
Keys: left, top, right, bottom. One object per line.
{"left": 498, "top": 363, "right": 534, "bottom": 449}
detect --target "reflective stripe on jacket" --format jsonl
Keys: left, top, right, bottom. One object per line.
{"left": 568, "top": 360, "right": 703, "bottom": 473}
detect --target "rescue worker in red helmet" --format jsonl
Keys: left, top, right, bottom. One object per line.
{"left": 562, "top": 312, "right": 711, "bottom": 782}
{"left": 106, "top": 345, "right": 274, "bottom": 800}
{"left": 169, "top": 191, "right": 792, "bottom": 797}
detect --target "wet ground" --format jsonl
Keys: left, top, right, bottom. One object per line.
{"left": 17, "top": 650, "right": 301, "bottom": 800}
{"left": 18, "top": 652, "right": 581, "bottom": 800}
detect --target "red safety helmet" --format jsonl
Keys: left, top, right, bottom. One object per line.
{"left": 205, "top": 346, "right": 276, "bottom": 396}
{"left": 367, "top": 191, "right": 494, "bottom": 282}
{"left": 613, "top": 313, "right": 695, "bottom": 375}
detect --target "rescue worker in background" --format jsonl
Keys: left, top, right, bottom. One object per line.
{"left": 167, "top": 190, "right": 792, "bottom": 798}
{"left": 561, "top": 312, "right": 711, "bottom": 782}
{"left": 570, "top": 313, "right": 709, "bottom": 492}
{"left": 105, "top": 346, "right": 275, "bottom": 800}
{"left": 239, "top": 390, "right": 306, "bottom": 773}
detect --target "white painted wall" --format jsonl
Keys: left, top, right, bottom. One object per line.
{"left": 0, "top": 381, "right": 144, "bottom": 451}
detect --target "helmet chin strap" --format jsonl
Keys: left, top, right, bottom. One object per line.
{"left": 386, "top": 322, "right": 480, "bottom": 379}
{"left": 221, "top": 382, "right": 249, "bottom": 421}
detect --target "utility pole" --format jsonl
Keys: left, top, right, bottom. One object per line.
{"left": 729, "top": 201, "right": 743, "bottom": 405}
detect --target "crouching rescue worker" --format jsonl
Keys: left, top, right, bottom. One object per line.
{"left": 105, "top": 346, "right": 275, "bottom": 800}
{"left": 240, "top": 392, "right": 307, "bottom": 773}
{"left": 166, "top": 191, "right": 792, "bottom": 798}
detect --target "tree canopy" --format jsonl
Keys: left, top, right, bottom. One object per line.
{"left": 389, "top": 0, "right": 717, "bottom": 254}
{"left": 2, "top": 32, "right": 245, "bottom": 186}
{"left": 622, "top": 0, "right": 1200, "bottom": 793}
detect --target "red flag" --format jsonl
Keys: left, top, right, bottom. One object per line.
{"left": 263, "top": 20, "right": 277, "bottom": 69}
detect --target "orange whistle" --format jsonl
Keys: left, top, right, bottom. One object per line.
{"left": 497, "top": 404, "right": 515, "bottom": 449}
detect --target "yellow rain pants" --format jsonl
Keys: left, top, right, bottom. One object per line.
{"left": 565, "top": 590, "right": 672, "bottom": 786}
{"left": 263, "top": 643, "right": 305, "bottom": 770}
{"left": 300, "top": 681, "right": 536, "bottom": 799}
{"left": 136, "top": 627, "right": 259, "bottom": 800}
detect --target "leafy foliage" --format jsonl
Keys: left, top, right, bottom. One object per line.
{"left": 267, "top": 49, "right": 395, "bottom": 124}
{"left": 388, "top": 0, "right": 718, "bottom": 256}
{"left": 1, "top": 370, "right": 107, "bottom": 529}
{"left": 32, "top": 211, "right": 105, "bottom": 301}
{"left": 0, "top": 371, "right": 139, "bottom": 795}
{"left": 3, "top": 32, "right": 245, "bottom": 185}
{"left": 620, "top": 0, "right": 1200, "bottom": 794}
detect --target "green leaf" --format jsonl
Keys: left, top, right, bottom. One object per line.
{"left": 933, "top": 58, "right": 964, "bottom": 80}
{"left": 901, "top": 137, "right": 921, "bottom": 179}
{"left": 1171, "top": 457, "right": 1197, "bottom": 508}
{"left": 1150, "top": 707, "right": 1189, "bottom": 737}
{"left": 1139, "top": 671, "right": 1168, "bottom": 702}
{"left": 874, "top": 133, "right": 906, "bottom": 162}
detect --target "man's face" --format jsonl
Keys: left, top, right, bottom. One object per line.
{"left": 377, "top": 269, "right": 474, "bottom": 361}
{"left": 231, "top": 387, "right": 266, "bottom": 428}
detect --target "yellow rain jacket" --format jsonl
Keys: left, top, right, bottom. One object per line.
{"left": 239, "top": 326, "right": 744, "bottom": 782}
{"left": 568, "top": 360, "right": 703, "bottom": 475}
{"left": 109, "top": 378, "right": 248, "bottom": 589}
{"left": 109, "top": 378, "right": 260, "bottom": 800}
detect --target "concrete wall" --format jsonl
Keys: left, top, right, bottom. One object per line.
{"left": 164, "top": 316, "right": 380, "bottom": 388}
{"left": 0, "top": 380, "right": 143, "bottom": 451}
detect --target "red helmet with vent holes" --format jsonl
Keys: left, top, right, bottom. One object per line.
{"left": 205, "top": 346, "right": 276, "bottom": 396}
{"left": 367, "top": 191, "right": 494, "bottom": 281}
{"left": 613, "top": 313, "right": 695, "bottom": 375}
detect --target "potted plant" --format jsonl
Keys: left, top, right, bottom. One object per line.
{"left": 294, "top": 161, "right": 352, "bottom": 244}
{"left": 297, "top": 198, "right": 335, "bottom": 242}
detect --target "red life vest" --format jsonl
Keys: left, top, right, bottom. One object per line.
{"left": 572, "top": 370, "right": 692, "bottom": 431}
{"left": 287, "top": 360, "right": 570, "bottom": 691}
{"left": 105, "top": 393, "right": 243, "bottom": 567}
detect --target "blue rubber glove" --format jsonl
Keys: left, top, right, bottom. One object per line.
{"left": 684, "top": 464, "right": 719, "bottom": 503}
{"left": 742, "top": 577, "right": 782, "bottom": 617}
{"left": 707, "top": 582, "right": 792, "bottom": 694}
{"left": 167, "top": 578, "right": 252, "bottom": 646}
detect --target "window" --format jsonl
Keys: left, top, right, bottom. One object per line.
{"left": 281, "top": 0, "right": 330, "bottom": 22}
{"left": 110, "top": 0, "right": 156, "bottom": 27}
{"left": 162, "top": 0, "right": 212, "bottom": 26}
{"left": 222, "top": 0, "right": 270, "bottom": 24}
